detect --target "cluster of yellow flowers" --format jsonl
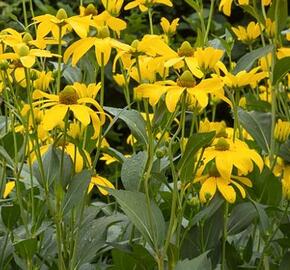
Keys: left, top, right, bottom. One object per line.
{"left": 0, "top": 0, "right": 289, "bottom": 206}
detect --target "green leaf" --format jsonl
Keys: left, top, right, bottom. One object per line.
{"left": 252, "top": 166, "right": 282, "bottom": 206}
{"left": 191, "top": 194, "right": 223, "bottom": 225}
{"left": 175, "top": 251, "right": 211, "bottom": 270}
{"left": 268, "top": 0, "right": 288, "bottom": 34}
{"left": 105, "top": 107, "right": 148, "bottom": 145}
{"left": 273, "top": 57, "right": 290, "bottom": 85}
{"left": 0, "top": 145, "right": 14, "bottom": 168}
{"left": 62, "top": 170, "right": 91, "bottom": 214}
{"left": 14, "top": 238, "right": 38, "bottom": 260}
{"left": 279, "top": 139, "right": 290, "bottom": 163}
{"left": 251, "top": 201, "right": 270, "bottom": 235}
{"left": 233, "top": 45, "right": 274, "bottom": 74}
{"left": 33, "top": 146, "right": 73, "bottom": 188}
{"left": 177, "top": 132, "right": 215, "bottom": 182}
{"left": 109, "top": 189, "right": 165, "bottom": 250}
{"left": 280, "top": 251, "right": 290, "bottom": 270}
{"left": 227, "top": 202, "right": 257, "bottom": 235}
{"left": 1, "top": 204, "right": 20, "bottom": 230}
{"left": 184, "top": 0, "right": 200, "bottom": 12}
{"left": 238, "top": 108, "right": 272, "bottom": 153}
{"left": 121, "top": 151, "right": 147, "bottom": 191}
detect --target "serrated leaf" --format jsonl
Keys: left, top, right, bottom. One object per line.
{"left": 109, "top": 189, "right": 165, "bottom": 250}
{"left": 105, "top": 107, "right": 148, "bottom": 145}
{"left": 233, "top": 45, "right": 274, "bottom": 74}
{"left": 238, "top": 108, "right": 272, "bottom": 153}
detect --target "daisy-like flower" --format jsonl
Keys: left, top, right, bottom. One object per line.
{"left": 163, "top": 42, "right": 226, "bottom": 79}
{"left": 124, "top": 0, "right": 173, "bottom": 12}
{"left": 274, "top": 119, "right": 290, "bottom": 143}
{"left": 64, "top": 26, "right": 130, "bottom": 66}
{"left": 33, "top": 8, "right": 91, "bottom": 39}
{"left": 33, "top": 71, "right": 54, "bottom": 91}
{"left": 135, "top": 70, "right": 227, "bottom": 112}
{"left": 0, "top": 43, "right": 59, "bottom": 68}
{"left": 195, "top": 136, "right": 263, "bottom": 203}
{"left": 221, "top": 67, "right": 267, "bottom": 88}
{"left": 33, "top": 85, "right": 106, "bottom": 139}
{"left": 200, "top": 137, "right": 264, "bottom": 181}
{"left": 89, "top": 175, "right": 115, "bottom": 195}
{"left": 232, "top": 21, "right": 261, "bottom": 44}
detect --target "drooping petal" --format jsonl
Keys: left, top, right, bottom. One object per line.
{"left": 165, "top": 86, "right": 185, "bottom": 112}
{"left": 42, "top": 105, "right": 68, "bottom": 131}
{"left": 217, "top": 176, "right": 236, "bottom": 203}
{"left": 20, "top": 55, "right": 35, "bottom": 68}
{"left": 90, "top": 175, "right": 114, "bottom": 195}
{"left": 199, "top": 176, "right": 217, "bottom": 202}
{"left": 70, "top": 105, "right": 91, "bottom": 127}
{"left": 3, "top": 181, "right": 15, "bottom": 198}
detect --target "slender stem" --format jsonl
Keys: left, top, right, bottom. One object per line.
{"left": 22, "top": 0, "right": 28, "bottom": 28}
{"left": 148, "top": 8, "right": 154, "bottom": 35}
{"left": 57, "top": 26, "right": 63, "bottom": 94}
{"left": 221, "top": 202, "right": 229, "bottom": 270}
{"left": 204, "top": 0, "right": 215, "bottom": 45}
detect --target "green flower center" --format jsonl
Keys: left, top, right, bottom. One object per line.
{"left": 177, "top": 70, "right": 196, "bottom": 88}
{"left": 97, "top": 26, "right": 110, "bottom": 39}
{"left": 59, "top": 86, "right": 79, "bottom": 105}
{"left": 18, "top": 44, "right": 30, "bottom": 57}
{"left": 56, "top": 8, "right": 68, "bottom": 20}
{"left": 84, "top": 4, "right": 98, "bottom": 16}
{"left": 23, "top": 33, "right": 33, "bottom": 43}
{"left": 215, "top": 138, "right": 230, "bottom": 151}
{"left": 178, "top": 41, "right": 194, "bottom": 57}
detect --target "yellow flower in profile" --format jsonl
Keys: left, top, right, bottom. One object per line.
{"left": 199, "top": 119, "right": 227, "bottom": 138}
{"left": 275, "top": 119, "right": 290, "bottom": 143}
{"left": 164, "top": 42, "right": 226, "bottom": 79}
{"left": 88, "top": 175, "right": 115, "bottom": 195}
{"left": 33, "top": 85, "right": 106, "bottom": 139}
{"left": 221, "top": 67, "right": 267, "bottom": 88}
{"left": 3, "top": 181, "right": 15, "bottom": 198}
{"left": 262, "top": 0, "right": 271, "bottom": 6}
{"left": 33, "top": 8, "right": 91, "bottom": 39}
{"left": 124, "top": 0, "right": 173, "bottom": 12}
{"left": 265, "top": 18, "right": 275, "bottom": 38}
{"left": 33, "top": 71, "right": 54, "bottom": 91}
{"left": 135, "top": 70, "right": 226, "bottom": 112}
{"left": 160, "top": 17, "right": 179, "bottom": 36}
{"left": 64, "top": 26, "right": 130, "bottom": 66}
{"left": 277, "top": 47, "right": 290, "bottom": 59}
{"left": 0, "top": 43, "right": 58, "bottom": 68}
{"left": 113, "top": 73, "right": 127, "bottom": 87}
{"left": 232, "top": 21, "right": 261, "bottom": 43}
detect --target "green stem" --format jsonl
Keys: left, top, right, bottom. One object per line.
{"left": 22, "top": 0, "right": 28, "bottom": 28}
{"left": 57, "top": 26, "right": 63, "bottom": 94}
{"left": 221, "top": 202, "right": 229, "bottom": 270}
{"left": 148, "top": 8, "right": 154, "bottom": 35}
{"left": 204, "top": 0, "right": 215, "bottom": 45}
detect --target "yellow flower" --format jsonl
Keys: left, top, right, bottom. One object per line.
{"left": 199, "top": 119, "right": 228, "bottom": 137}
{"left": 160, "top": 17, "right": 179, "bottom": 36}
{"left": 200, "top": 137, "right": 264, "bottom": 180}
{"left": 3, "top": 181, "right": 15, "bottom": 198}
{"left": 33, "top": 71, "right": 54, "bottom": 91}
{"left": 274, "top": 119, "right": 290, "bottom": 143}
{"left": 113, "top": 73, "right": 127, "bottom": 86}
{"left": 221, "top": 67, "right": 267, "bottom": 88}
{"left": 88, "top": 175, "right": 115, "bottom": 195}
{"left": 277, "top": 47, "right": 290, "bottom": 59}
{"left": 33, "top": 8, "right": 91, "bottom": 39}
{"left": 164, "top": 42, "right": 226, "bottom": 78}
{"left": 124, "top": 0, "right": 173, "bottom": 12}
{"left": 64, "top": 26, "right": 130, "bottom": 66}
{"left": 265, "top": 18, "right": 276, "bottom": 38}
{"left": 195, "top": 173, "right": 252, "bottom": 203}
{"left": 219, "top": 0, "right": 248, "bottom": 16}
{"left": 33, "top": 85, "right": 106, "bottom": 139}
{"left": 232, "top": 21, "right": 261, "bottom": 43}
{"left": 262, "top": 0, "right": 271, "bottom": 6}
{"left": 135, "top": 70, "right": 226, "bottom": 112}
{"left": 101, "top": 0, "right": 124, "bottom": 15}
{"left": 0, "top": 43, "right": 58, "bottom": 68}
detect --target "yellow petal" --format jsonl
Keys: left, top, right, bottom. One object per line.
{"left": 20, "top": 55, "right": 35, "bottom": 68}
{"left": 165, "top": 86, "right": 185, "bottom": 112}
{"left": 42, "top": 105, "right": 68, "bottom": 130}
{"left": 70, "top": 105, "right": 90, "bottom": 127}
{"left": 200, "top": 177, "right": 217, "bottom": 202}
{"left": 3, "top": 181, "right": 15, "bottom": 198}
{"left": 217, "top": 177, "right": 236, "bottom": 203}
{"left": 90, "top": 175, "right": 114, "bottom": 195}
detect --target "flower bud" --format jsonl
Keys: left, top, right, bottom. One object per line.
{"left": 56, "top": 8, "right": 68, "bottom": 20}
